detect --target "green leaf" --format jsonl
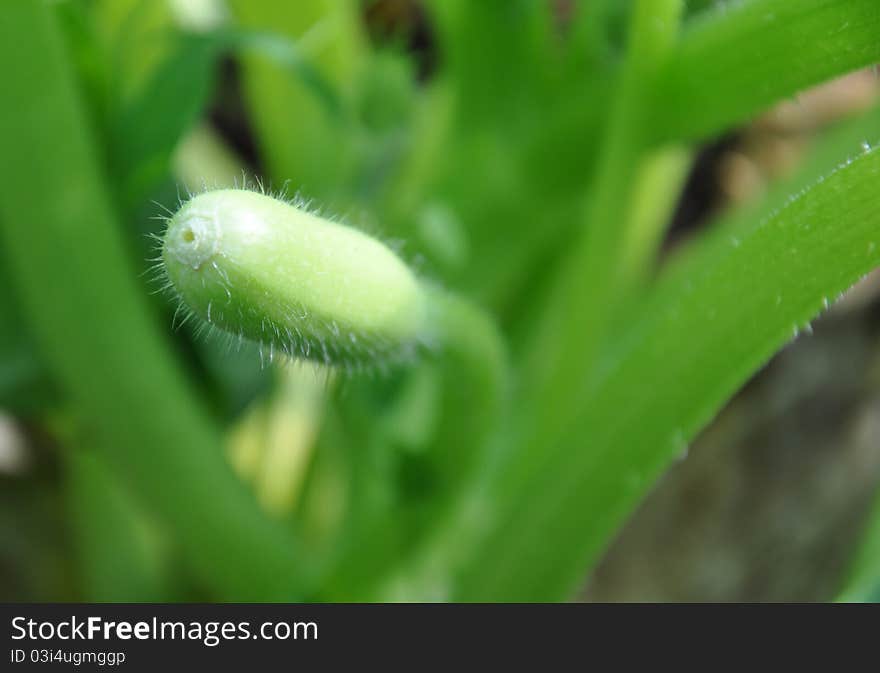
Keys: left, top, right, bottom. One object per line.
{"left": 228, "top": 0, "right": 365, "bottom": 203}
{"left": 426, "top": 0, "right": 555, "bottom": 129}
{"left": 0, "top": 2, "right": 306, "bottom": 600}
{"left": 112, "top": 32, "right": 222, "bottom": 206}
{"left": 113, "top": 26, "right": 343, "bottom": 208}
{"left": 653, "top": 0, "right": 880, "bottom": 144}
{"left": 0, "top": 249, "right": 55, "bottom": 414}
{"left": 66, "top": 448, "right": 178, "bottom": 601}
{"left": 840, "top": 501, "right": 880, "bottom": 601}
{"left": 517, "top": 0, "right": 685, "bottom": 497}
{"left": 458, "top": 139, "right": 880, "bottom": 601}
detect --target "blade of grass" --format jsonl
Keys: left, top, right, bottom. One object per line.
{"left": 653, "top": 0, "right": 880, "bottom": 144}
{"left": 0, "top": 2, "right": 307, "bottom": 600}
{"left": 458, "top": 139, "right": 880, "bottom": 601}
{"left": 517, "top": 0, "right": 684, "bottom": 489}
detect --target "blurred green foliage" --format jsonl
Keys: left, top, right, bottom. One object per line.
{"left": 1, "top": 0, "right": 880, "bottom": 601}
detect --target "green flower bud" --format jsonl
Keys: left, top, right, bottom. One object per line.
{"left": 161, "top": 189, "right": 427, "bottom": 368}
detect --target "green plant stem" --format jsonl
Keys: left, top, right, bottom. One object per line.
{"left": 320, "top": 286, "right": 508, "bottom": 599}
{"left": 424, "top": 286, "right": 509, "bottom": 486}
{"left": 0, "top": 2, "right": 306, "bottom": 600}
{"left": 372, "top": 285, "right": 512, "bottom": 599}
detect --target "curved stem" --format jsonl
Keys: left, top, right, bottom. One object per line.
{"left": 320, "top": 285, "right": 509, "bottom": 599}
{"left": 423, "top": 285, "right": 510, "bottom": 486}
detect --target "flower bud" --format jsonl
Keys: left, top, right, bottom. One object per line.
{"left": 162, "top": 189, "right": 426, "bottom": 367}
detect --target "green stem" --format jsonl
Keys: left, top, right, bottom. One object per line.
{"left": 320, "top": 286, "right": 508, "bottom": 599}
{"left": 372, "top": 287, "right": 510, "bottom": 599}
{"left": 424, "top": 286, "right": 509, "bottom": 487}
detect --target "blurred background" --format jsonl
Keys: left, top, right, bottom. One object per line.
{"left": 1, "top": 0, "right": 879, "bottom": 601}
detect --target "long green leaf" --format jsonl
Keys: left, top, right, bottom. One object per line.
{"left": 113, "top": 32, "right": 222, "bottom": 206}
{"left": 0, "top": 252, "right": 54, "bottom": 414}
{"left": 114, "top": 27, "right": 343, "bottom": 209}
{"left": 458, "top": 141, "right": 880, "bottom": 600}
{"left": 516, "top": 0, "right": 684, "bottom": 512}
{"left": 66, "top": 448, "right": 176, "bottom": 601}
{"left": 840, "top": 503, "right": 880, "bottom": 601}
{"left": 0, "top": 1, "right": 305, "bottom": 600}
{"left": 654, "top": 0, "right": 880, "bottom": 144}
